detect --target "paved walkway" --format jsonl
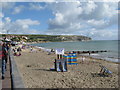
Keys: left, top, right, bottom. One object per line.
{"left": 0, "top": 49, "right": 24, "bottom": 89}
{"left": 0, "top": 57, "right": 11, "bottom": 89}
{"left": 0, "top": 61, "right": 2, "bottom": 90}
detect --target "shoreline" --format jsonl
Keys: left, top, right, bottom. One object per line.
{"left": 78, "top": 55, "right": 120, "bottom": 64}
{"left": 77, "top": 54, "right": 119, "bottom": 64}
{"left": 25, "top": 42, "right": 119, "bottom": 63}
{"left": 26, "top": 43, "right": 120, "bottom": 64}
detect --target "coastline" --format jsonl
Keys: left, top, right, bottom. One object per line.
{"left": 78, "top": 55, "right": 120, "bottom": 64}
{"left": 78, "top": 54, "right": 119, "bottom": 64}
{"left": 26, "top": 42, "right": 119, "bottom": 63}
{"left": 13, "top": 45, "right": 119, "bottom": 88}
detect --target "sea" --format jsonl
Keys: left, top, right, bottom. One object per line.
{"left": 31, "top": 40, "right": 119, "bottom": 63}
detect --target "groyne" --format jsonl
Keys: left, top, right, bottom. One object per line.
{"left": 65, "top": 50, "right": 108, "bottom": 54}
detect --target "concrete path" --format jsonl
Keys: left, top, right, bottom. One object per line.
{"left": 0, "top": 60, "right": 2, "bottom": 90}
{"left": 0, "top": 49, "right": 24, "bottom": 89}
{"left": 2, "top": 60, "right": 11, "bottom": 88}
{"left": 0, "top": 56, "right": 11, "bottom": 90}
{"left": 0, "top": 48, "right": 11, "bottom": 89}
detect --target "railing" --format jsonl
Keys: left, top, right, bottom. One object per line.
{"left": 9, "top": 48, "right": 24, "bottom": 89}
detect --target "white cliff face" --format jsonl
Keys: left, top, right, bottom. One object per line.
{"left": 61, "top": 36, "right": 92, "bottom": 41}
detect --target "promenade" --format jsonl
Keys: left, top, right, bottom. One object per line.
{"left": 0, "top": 49, "right": 24, "bottom": 89}
{"left": 0, "top": 54, "right": 11, "bottom": 89}
{"left": 0, "top": 61, "right": 2, "bottom": 89}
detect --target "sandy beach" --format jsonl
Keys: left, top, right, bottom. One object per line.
{"left": 13, "top": 47, "right": 119, "bottom": 88}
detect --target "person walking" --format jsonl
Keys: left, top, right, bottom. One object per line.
{"left": 17, "top": 47, "right": 22, "bottom": 56}
{"left": 1, "top": 42, "right": 8, "bottom": 79}
{"left": 82, "top": 56, "right": 85, "bottom": 63}
{"left": 4, "top": 43, "right": 9, "bottom": 64}
{"left": 30, "top": 46, "right": 33, "bottom": 53}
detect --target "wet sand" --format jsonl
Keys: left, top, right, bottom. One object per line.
{"left": 14, "top": 47, "right": 119, "bottom": 88}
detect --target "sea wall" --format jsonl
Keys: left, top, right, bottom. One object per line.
{"left": 9, "top": 49, "right": 25, "bottom": 88}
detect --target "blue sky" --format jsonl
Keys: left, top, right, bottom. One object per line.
{"left": 0, "top": 1, "right": 119, "bottom": 40}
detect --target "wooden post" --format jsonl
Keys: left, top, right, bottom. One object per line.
{"left": 57, "top": 54, "right": 63, "bottom": 59}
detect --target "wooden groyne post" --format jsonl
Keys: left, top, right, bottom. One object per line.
{"left": 68, "top": 50, "right": 108, "bottom": 54}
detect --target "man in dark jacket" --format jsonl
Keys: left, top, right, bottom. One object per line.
{"left": 0, "top": 42, "right": 8, "bottom": 79}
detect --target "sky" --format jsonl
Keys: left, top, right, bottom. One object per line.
{"left": 0, "top": 0, "right": 119, "bottom": 40}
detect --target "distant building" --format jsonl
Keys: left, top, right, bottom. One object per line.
{"left": 22, "top": 36, "right": 28, "bottom": 39}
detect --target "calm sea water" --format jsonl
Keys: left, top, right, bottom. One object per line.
{"left": 32, "top": 40, "right": 119, "bottom": 62}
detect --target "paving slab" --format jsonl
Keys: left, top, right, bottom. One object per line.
{"left": 0, "top": 60, "right": 2, "bottom": 90}
{"left": 2, "top": 59, "right": 11, "bottom": 89}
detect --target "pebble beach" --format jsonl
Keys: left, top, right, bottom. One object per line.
{"left": 13, "top": 46, "right": 119, "bottom": 88}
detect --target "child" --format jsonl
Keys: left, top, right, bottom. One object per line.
{"left": 13, "top": 48, "right": 17, "bottom": 56}
{"left": 17, "top": 47, "right": 22, "bottom": 56}
{"left": 30, "top": 46, "right": 33, "bottom": 53}
{"left": 82, "top": 56, "right": 85, "bottom": 63}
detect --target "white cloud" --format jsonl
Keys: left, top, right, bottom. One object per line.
{"left": 0, "top": 0, "right": 56, "bottom": 2}
{"left": 77, "top": 29, "right": 118, "bottom": 40}
{"left": 48, "top": 2, "right": 83, "bottom": 30}
{"left": 0, "top": 2, "right": 118, "bottom": 40}
{"left": 12, "top": 5, "right": 25, "bottom": 14}
{"left": 29, "top": 3, "right": 45, "bottom": 10}
{"left": 15, "top": 19, "right": 40, "bottom": 26}
{"left": 5, "top": 17, "right": 11, "bottom": 23}
{"left": 1, "top": 2, "right": 45, "bottom": 15}
{"left": 46, "top": 2, "right": 118, "bottom": 40}
{"left": 89, "top": 29, "right": 118, "bottom": 40}
{"left": 0, "top": 12, "right": 3, "bottom": 30}
{"left": 0, "top": 2, "right": 15, "bottom": 10}
{"left": 49, "top": 12, "right": 66, "bottom": 26}
{"left": 83, "top": 1, "right": 97, "bottom": 14}
{"left": 0, "top": 12, "right": 4, "bottom": 18}
{"left": 70, "top": 23, "right": 82, "bottom": 30}
{"left": 87, "top": 19, "right": 109, "bottom": 28}
{"left": 0, "top": 18, "right": 40, "bottom": 34}
{"left": 0, "top": 0, "right": 119, "bottom": 2}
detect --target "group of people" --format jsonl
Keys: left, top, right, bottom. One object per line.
{"left": 0, "top": 41, "right": 10, "bottom": 79}
{"left": 13, "top": 47, "right": 22, "bottom": 56}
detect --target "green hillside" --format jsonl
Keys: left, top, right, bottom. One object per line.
{"left": 1, "top": 34, "right": 92, "bottom": 42}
